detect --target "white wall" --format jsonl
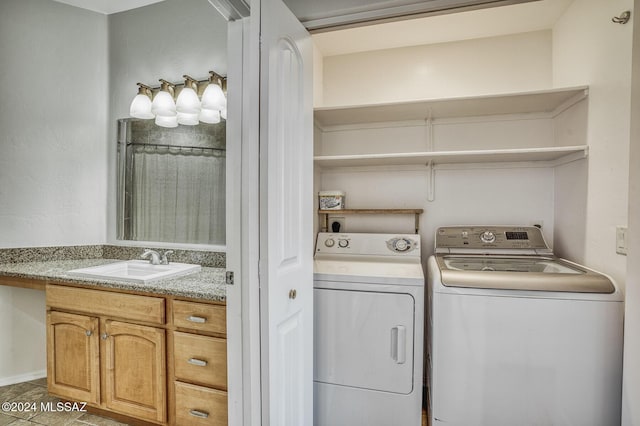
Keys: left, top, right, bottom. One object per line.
{"left": 622, "top": 1, "right": 640, "bottom": 424}
{"left": 106, "top": 0, "right": 228, "bottom": 243}
{"left": 0, "top": 0, "right": 108, "bottom": 247}
{"left": 0, "top": 288, "right": 46, "bottom": 386}
{"left": 320, "top": 30, "right": 552, "bottom": 107}
{"left": 552, "top": 0, "right": 633, "bottom": 287}
{"left": 0, "top": 0, "right": 108, "bottom": 384}
{"left": 320, "top": 165, "right": 555, "bottom": 260}
{"left": 316, "top": 113, "right": 560, "bottom": 258}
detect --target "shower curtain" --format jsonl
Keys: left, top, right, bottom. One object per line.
{"left": 131, "top": 146, "right": 225, "bottom": 245}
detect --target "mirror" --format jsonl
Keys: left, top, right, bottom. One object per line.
{"left": 116, "top": 119, "right": 226, "bottom": 245}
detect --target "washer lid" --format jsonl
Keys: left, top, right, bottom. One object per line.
{"left": 435, "top": 255, "right": 615, "bottom": 293}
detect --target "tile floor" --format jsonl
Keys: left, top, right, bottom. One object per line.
{"left": 2, "top": 379, "right": 428, "bottom": 426}
{"left": 0, "top": 380, "right": 128, "bottom": 426}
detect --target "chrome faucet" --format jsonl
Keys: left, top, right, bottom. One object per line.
{"left": 141, "top": 249, "right": 161, "bottom": 265}
{"left": 161, "top": 250, "right": 174, "bottom": 265}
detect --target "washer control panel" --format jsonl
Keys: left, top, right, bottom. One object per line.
{"left": 316, "top": 233, "right": 420, "bottom": 257}
{"left": 435, "top": 226, "right": 550, "bottom": 252}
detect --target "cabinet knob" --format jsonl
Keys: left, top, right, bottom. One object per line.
{"left": 101, "top": 333, "right": 109, "bottom": 340}
{"left": 189, "top": 409, "right": 209, "bottom": 419}
{"left": 289, "top": 289, "right": 297, "bottom": 299}
{"left": 85, "top": 330, "right": 93, "bottom": 337}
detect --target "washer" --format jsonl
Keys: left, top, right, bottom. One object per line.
{"left": 314, "top": 232, "right": 424, "bottom": 426}
{"left": 427, "top": 226, "right": 624, "bottom": 426}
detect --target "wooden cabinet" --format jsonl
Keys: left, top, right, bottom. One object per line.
{"left": 47, "top": 284, "right": 167, "bottom": 424}
{"left": 174, "top": 381, "right": 227, "bottom": 426}
{"left": 104, "top": 320, "right": 166, "bottom": 424}
{"left": 45, "top": 283, "right": 227, "bottom": 426}
{"left": 47, "top": 311, "right": 100, "bottom": 405}
{"left": 170, "top": 300, "right": 227, "bottom": 425}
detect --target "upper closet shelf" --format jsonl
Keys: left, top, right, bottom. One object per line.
{"left": 314, "top": 145, "right": 589, "bottom": 168}
{"left": 314, "top": 86, "right": 588, "bottom": 127}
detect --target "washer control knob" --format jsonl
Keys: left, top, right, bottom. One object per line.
{"left": 338, "top": 239, "right": 349, "bottom": 248}
{"left": 324, "top": 238, "right": 335, "bottom": 247}
{"left": 394, "top": 239, "right": 410, "bottom": 252}
{"left": 480, "top": 231, "right": 496, "bottom": 244}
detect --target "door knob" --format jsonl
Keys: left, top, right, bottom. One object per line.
{"left": 289, "top": 289, "right": 297, "bottom": 299}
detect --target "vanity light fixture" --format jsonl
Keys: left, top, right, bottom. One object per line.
{"left": 201, "top": 71, "right": 227, "bottom": 111}
{"left": 151, "top": 79, "right": 177, "bottom": 119}
{"left": 154, "top": 115, "right": 179, "bottom": 128}
{"left": 199, "top": 108, "right": 221, "bottom": 124}
{"left": 176, "top": 75, "right": 201, "bottom": 114}
{"left": 129, "top": 71, "right": 227, "bottom": 127}
{"left": 129, "top": 83, "right": 154, "bottom": 119}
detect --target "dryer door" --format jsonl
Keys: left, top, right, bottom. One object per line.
{"left": 314, "top": 288, "right": 415, "bottom": 394}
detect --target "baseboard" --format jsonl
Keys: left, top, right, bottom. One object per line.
{"left": 0, "top": 370, "right": 46, "bottom": 387}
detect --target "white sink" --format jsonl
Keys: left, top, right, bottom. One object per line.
{"left": 67, "top": 260, "right": 202, "bottom": 284}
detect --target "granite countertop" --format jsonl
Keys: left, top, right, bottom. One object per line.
{"left": 0, "top": 259, "right": 226, "bottom": 302}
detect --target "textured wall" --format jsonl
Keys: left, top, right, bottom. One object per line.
{"left": 0, "top": 0, "right": 108, "bottom": 384}
{"left": 0, "top": 0, "right": 108, "bottom": 247}
{"left": 552, "top": 0, "right": 633, "bottom": 288}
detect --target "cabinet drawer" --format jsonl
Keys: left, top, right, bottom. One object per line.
{"left": 172, "top": 300, "right": 226, "bottom": 334}
{"left": 175, "top": 381, "right": 227, "bottom": 426}
{"left": 174, "top": 331, "right": 227, "bottom": 389}
{"left": 47, "top": 284, "right": 165, "bottom": 325}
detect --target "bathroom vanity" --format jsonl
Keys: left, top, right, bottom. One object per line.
{"left": 0, "top": 258, "right": 227, "bottom": 426}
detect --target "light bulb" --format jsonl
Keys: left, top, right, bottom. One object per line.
{"left": 177, "top": 112, "right": 199, "bottom": 126}
{"left": 155, "top": 115, "right": 178, "bottom": 128}
{"left": 199, "top": 108, "right": 221, "bottom": 124}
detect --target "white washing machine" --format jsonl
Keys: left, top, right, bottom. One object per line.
{"left": 427, "top": 226, "right": 624, "bottom": 426}
{"left": 313, "top": 232, "right": 424, "bottom": 426}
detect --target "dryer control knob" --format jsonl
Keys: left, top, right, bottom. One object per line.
{"left": 480, "top": 231, "right": 496, "bottom": 244}
{"left": 324, "top": 238, "right": 335, "bottom": 247}
{"left": 338, "top": 239, "right": 349, "bottom": 248}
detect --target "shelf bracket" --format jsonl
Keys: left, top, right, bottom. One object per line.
{"left": 425, "top": 109, "right": 434, "bottom": 152}
{"left": 426, "top": 160, "right": 435, "bottom": 202}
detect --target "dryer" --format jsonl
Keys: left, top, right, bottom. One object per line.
{"left": 314, "top": 232, "right": 424, "bottom": 426}
{"left": 427, "top": 226, "right": 624, "bottom": 426}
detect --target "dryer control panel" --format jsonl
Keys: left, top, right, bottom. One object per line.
{"left": 316, "top": 233, "right": 421, "bottom": 258}
{"left": 435, "top": 226, "right": 552, "bottom": 254}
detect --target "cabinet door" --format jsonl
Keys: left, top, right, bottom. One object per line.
{"left": 47, "top": 311, "right": 100, "bottom": 405}
{"left": 103, "top": 320, "right": 166, "bottom": 424}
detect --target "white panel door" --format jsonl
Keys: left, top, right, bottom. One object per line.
{"left": 259, "top": 0, "right": 313, "bottom": 424}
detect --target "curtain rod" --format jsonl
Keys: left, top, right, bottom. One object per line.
{"left": 128, "top": 142, "right": 226, "bottom": 152}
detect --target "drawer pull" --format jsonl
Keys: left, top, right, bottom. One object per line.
{"left": 187, "top": 315, "right": 207, "bottom": 324}
{"left": 189, "top": 409, "right": 209, "bottom": 419}
{"left": 188, "top": 358, "right": 208, "bottom": 367}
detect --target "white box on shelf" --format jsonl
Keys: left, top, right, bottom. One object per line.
{"left": 319, "top": 191, "right": 345, "bottom": 210}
